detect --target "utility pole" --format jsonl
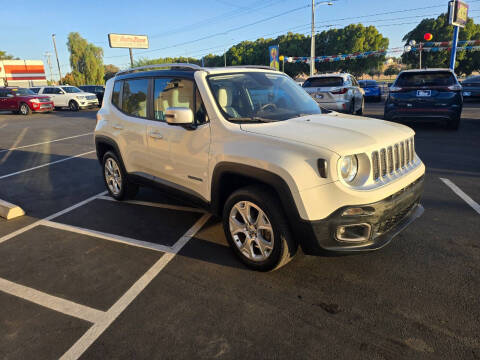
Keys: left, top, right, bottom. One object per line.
{"left": 310, "top": 0, "right": 315, "bottom": 76}
{"left": 52, "top": 34, "right": 62, "bottom": 84}
{"left": 224, "top": 51, "right": 227, "bottom": 67}
{"left": 44, "top": 52, "right": 53, "bottom": 83}
{"left": 129, "top": 48, "right": 134, "bottom": 67}
{"left": 419, "top": 42, "right": 423, "bottom": 69}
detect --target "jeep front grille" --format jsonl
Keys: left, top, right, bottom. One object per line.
{"left": 371, "top": 138, "right": 415, "bottom": 181}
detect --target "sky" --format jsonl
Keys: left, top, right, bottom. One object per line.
{"left": 2, "top": 0, "right": 480, "bottom": 80}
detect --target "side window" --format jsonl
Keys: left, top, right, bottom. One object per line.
{"left": 112, "top": 81, "right": 122, "bottom": 108}
{"left": 122, "top": 78, "right": 148, "bottom": 118}
{"left": 0, "top": 89, "right": 6, "bottom": 97}
{"left": 53, "top": 88, "right": 63, "bottom": 94}
{"left": 43, "top": 88, "right": 51, "bottom": 94}
{"left": 153, "top": 78, "right": 193, "bottom": 121}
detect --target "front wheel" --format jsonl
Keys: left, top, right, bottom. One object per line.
{"left": 69, "top": 100, "right": 79, "bottom": 111}
{"left": 102, "top": 151, "right": 138, "bottom": 200}
{"left": 19, "top": 103, "right": 31, "bottom": 115}
{"left": 222, "top": 185, "right": 297, "bottom": 271}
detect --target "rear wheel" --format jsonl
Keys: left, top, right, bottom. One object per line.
{"left": 355, "top": 97, "right": 364, "bottom": 115}
{"left": 19, "top": 103, "right": 31, "bottom": 115}
{"left": 102, "top": 151, "right": 138, "bottom": 200}
{"left": 446, "top": 115, "right": 460, "bottom": 130}
{"left": 222, "top": 185, "right": 297, "bottom": 271}
{"left": 69, "top": 100, "right": 79, "bottom": 111}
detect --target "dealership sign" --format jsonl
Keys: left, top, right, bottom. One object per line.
{"left": 108, "top": 34, "right": 149, "bottom": 49}
{"left": 448, "top": 1, "right": 469, "bottom": 27}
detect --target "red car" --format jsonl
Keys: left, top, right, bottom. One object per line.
{"left": 0, "top": 87, "right": 54, "bottom": 115}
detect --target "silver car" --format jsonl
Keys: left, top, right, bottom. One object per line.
{"left": 302, "top": 73, "right": 364, "bottom": 115}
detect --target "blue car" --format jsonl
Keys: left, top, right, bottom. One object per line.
{"left": 384, "top": 69, "right": 463, "bottom": 130}
{"left": 359, "top": 80, "right": 382, "bottom": 102}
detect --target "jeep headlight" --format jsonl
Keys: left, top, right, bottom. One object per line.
{"left": 339, "top": 155, "right": 358, "bottom": 183}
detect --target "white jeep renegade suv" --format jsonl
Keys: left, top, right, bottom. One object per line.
{"left": 95, "top": 64, "right": 425, "bottom": 271}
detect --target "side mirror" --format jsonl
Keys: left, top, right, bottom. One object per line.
{"left": 165, "top": 107, "right": 194, "bottom": 125}
{"left": 6, "top": 94, "right": 14, "bottom": 98}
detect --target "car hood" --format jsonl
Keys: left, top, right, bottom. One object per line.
{"left": 240, "top": 112, "right": 414, "bottom": 155}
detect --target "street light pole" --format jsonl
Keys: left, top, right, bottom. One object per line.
{"left": 310, "top": 0, "right": 315, "bottom": 76}
{"left": 52, "top": 34, "right": 62, "bottom": 84}
{"left": 44, "top": 52, "right": 53, "bottom": 83}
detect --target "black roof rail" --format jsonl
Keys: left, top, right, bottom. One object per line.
{"left": 116, "top": 63, "right": 203, "bottom": 76}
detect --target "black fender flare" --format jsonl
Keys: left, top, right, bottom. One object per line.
{"left": 94, "top": 135, "right": 126, "bottom": 169}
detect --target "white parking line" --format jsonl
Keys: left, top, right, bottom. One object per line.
{"left": 0, "top": 191, "right": 107, "bottom": 245}
{"left": 440, "top": 178, "right": 480, "bottom": 215}
{"left": 0, "top": 277, "right": 105, "bottom": 324}
{"left": 41, "top": 220, "right": 174, "bottom": 253}
{"left": 60, "top": 213, "right": 211, "bottom": 360}
{"left": 0, "top": 132, "right": 93, "bottom": 153}
{"left": 0, "top": 150, "right": 96, "bottom": 180}
{"left": 97, "top": 195, "right": 206, "bottom": 213}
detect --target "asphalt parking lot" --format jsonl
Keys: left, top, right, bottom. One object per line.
{"left": 0, "top": 104, "right": 479, "bottom": 359}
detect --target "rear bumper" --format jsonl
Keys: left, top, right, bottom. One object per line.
{"left": 385, "top": 105, "right": 461, "bottom": 121}
{"left": 315, "top": 99, "right": 352, "bottom": 112}
{"left": 295, "top": 175, "right": 424, "bottom": 255}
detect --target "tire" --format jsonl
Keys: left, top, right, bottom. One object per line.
{"left": 222, "top": 185, "right": 298, "bottom": 271}
{"left": 102, "top": 151, "right": 138, "bottom": 200}
{"left": 19, "top": 103, "right": 31, "bottom": 115}
{"left": 355, "top": 97, "right": 364, "bottom": 115}
{"left": 446, "top": 115, "right": 460, "bottom": 131}
{"left": 69, "top": 100, "right": 79, "bottom": 111}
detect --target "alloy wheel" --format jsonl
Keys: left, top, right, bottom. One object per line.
{"left": 20, "top": 104, "right": 29, "bottom": 115}
{"left": 104, "top": 158, "right": 122, "bottom": 195}
{"left": 229, "top": 201, "right": 274, "bottom": 262}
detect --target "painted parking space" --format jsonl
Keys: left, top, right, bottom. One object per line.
{"left": 0, "top": 105, "right": 479, "bottom": 358}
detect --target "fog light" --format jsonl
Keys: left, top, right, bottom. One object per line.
{"left": 342, "top": 207, "right": 375, "bottom": 216}
{"left": 336, "top": 223, "right": 371, "bottom": 242}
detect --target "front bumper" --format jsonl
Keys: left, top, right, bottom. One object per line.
{"left": 30, "top": 102, "right": 54, "bottom": 112}
{"left": 79, "top": 100, "right": 99, "bottom": 108}
{"left": 297, "top": 175, "right": 424, "bottom": 255}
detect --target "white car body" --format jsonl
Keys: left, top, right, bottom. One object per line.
{"left": 35, "top": 86, "right": 99, "bottom": 109}
{"left": 94, "top": 64, "right": 425, "bottom": 269}
{"left": 302, "top": 73, "right": 364, "bottom": 114}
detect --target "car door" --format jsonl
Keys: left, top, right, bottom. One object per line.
{"left": 4, "top": 90, "right": 18, "bottom": 110}
{"left": 146, "top": 77, "right": 211, "bottom": 200}
{"left": 0, "top": 89, "right": 7, "bottom": 110}
{"left": 114, "top": 77, "right": 150, "bottom": 174}
{"left": 350, "top": 76, "right": 363, "bottom": 109}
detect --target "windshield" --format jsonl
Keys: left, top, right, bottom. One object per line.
{"left": 396, "top": 72, "right": 456, "bottom": 87}
{"left": 303, "top": 77, "right": 344, "bottom": 88}
{"left": 359, "top": 80, "right": 377, "bottom": 88}
{"left": 61, "top": 86, "right": 82, "bottom": 93}
{"left": 207, "top": 72, "right": 323, "bottom": 122}
{"left": 13, "top": 88, "right": 35, "bottom": 96}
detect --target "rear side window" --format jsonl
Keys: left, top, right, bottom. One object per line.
{"left": 112, "top": 81, "right": 122, "bottom": 108}
{"left": 396, "top": 72, "right": 456, "bottom": 87}
{"left": 303, "top": 77, "right": 344, "bottom": 87}
{"left": 122, "top": 78, "right": 149, "bottom": 118}
{"left": 30, "top": 88, "right": 40, "bottom": 93}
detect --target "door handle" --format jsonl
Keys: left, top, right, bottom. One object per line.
{"left": 149, "top": 131, "right": 163, "bottom": 139}
{"left": 113, "top": 124, "right": 124, "bottom": 130}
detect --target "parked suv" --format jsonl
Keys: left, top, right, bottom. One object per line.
{"left": 78, "top": 85, "right": 105, "bottom": 105}
{"left": 0, "top": 87, "right": 54, "bottom": 115}
{"left": 384, "top": 69, "right": 463, "bottom": 130}
{"left": 302, "top": 73, "right": 364, "bottom": 114}
{"left": 95, "top": 64, "right": 425, "bottom": 271}
{"left": 35, "top": 85, "right": 98, "bottom": 111}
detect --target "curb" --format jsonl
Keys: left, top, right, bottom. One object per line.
{"left": 0, "top": 199, "right": 25, "bottom": 220}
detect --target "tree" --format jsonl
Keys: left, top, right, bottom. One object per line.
{"left": 60, "top": 73, "right": 76, "bottom": 85}
{"left": 402, "top": 14, "right": 480, "bottom": 75}
{"left": 104, "top": 64, "right": 120, "bottom": 81}
{"left": 67, "top": 32, "right": 105, "bottom": 85}
{"left": 384, "top": 65, "right": 400, "bottom": 77}
{"left": 0, "top": 50, "right": 17, "bottom": 60}
{"left": 125, "top": 25, "right": 388, "bottom": 78}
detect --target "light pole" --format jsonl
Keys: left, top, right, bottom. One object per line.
{"left": 310, "top": 1, "right": 334, "bottom": 76}
{"left": 52, "top": 34, "right": 62, "bottom": 84}
{"left": 44, "top": 52, "right": 53, "bottom": 83}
